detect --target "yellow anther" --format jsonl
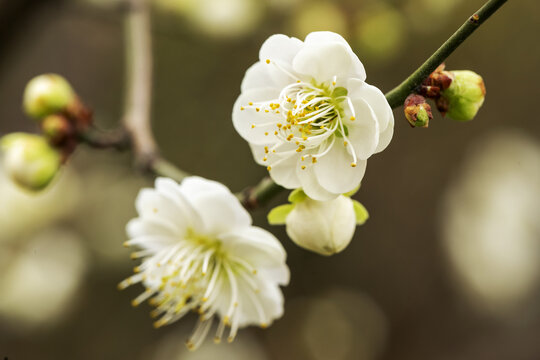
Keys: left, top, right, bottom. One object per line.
{"left": 351, "top": 163, "right": 357, "bottom": 167}
{"left": 251, "top": 124, "right": 255, "bottom": 129}
{"left": 350, "top": 116, "right": 355, "bottom": 121}
{"left": 343, "top": 141, "right": 348, "bottom": 146}
{"left": 265, "top": 109, "right": 269, "bottom": 113}
{"left": 301, "top": 165, "right": 306, "bottom": 170}
{"left": 277, "top": 123, "right": 282, "bottom": 128}
{"left": 264, "top": 146, "right": 269, "bottom": 153}
{"left": 312, "top": 157, "right": 317, "bottom": 163}
{"left": 260, "top": 323, "right": 268, "bottom": 329}
{"left": 267, "top": 166, "right": 272, "bottom": 171}
{"left": 264, "top": 132, "right": 269, "bottom": 136}
{"left": 297, "top": 80, "right": 301, "bottom": 83}
{"left": 248, "top": 102, "right": 253, "bottom": 105}
{"left": 301, "top": 156, "right": 305, "bottom": 161}
{"left": 332, "top": 81, "right": 336, "bottom": 85}
{"left": 274, "top": 131, "right": 278, "bottom": 135}
{"left": 266, "top": 59, "right": 270, "bottom": 64}
{"left": 263, "top": 157, "right": 267, "bottom": 161}
{"left": 256, "top": 108, "right": 260, "bottom": 112}
{"left": 240, "top": 106, "right": 245, "bottom": 111}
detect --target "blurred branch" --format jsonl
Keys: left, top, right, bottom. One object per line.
{"left": 121, "top": 0, "right": 157, "bottom": 167}
{"left": 385, "top": 0, "right": 508, "bottom": 108}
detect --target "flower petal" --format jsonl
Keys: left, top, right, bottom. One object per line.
{"left": 180, "top": 177, "right": 252, "bottom": 234}
{"left": 345, "top": 97, "right": 379, "bottom": 160}
{"left": 304, "top": 31, "right": 366, "bottom": 80}
{"left": 259, "top": 34, "right": 303, "bottom": 65}
{"left": 313, "top": 144, "right": 367, "bottom": 195}
{"left": 241, "top": 62, "right": 276, "bottom": 92}
{"left": 374, "top": 110, "right": 394, "bottom": 153}
{"left": 268, "top": 154, "right": 301, "bottom": 189}
{"left": 135, "top": 188, "right": 190, "bottom": 234}
{"left": 219, "top": 226, "right": 287, "bottom": 268}
{"left": 348, "top": 79, "right": 392, "bottom": 134}
{"left": 232, "top": 87, "right": 282, "bottom": 145}
{"left": 292, "top": 42, "right": 355, "bottom": 82}
{"left": 296, "top": 163, "right": 339, "bottom": 201}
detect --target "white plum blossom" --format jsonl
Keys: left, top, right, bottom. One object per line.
{"left": 268, "top": 189, "right": 369, "bottom": 256}
{"left": 119, "top": 176, "right": 289, "bottom": 350}
{"left": 233, "top": 31, "right": 394, "bottom": 201}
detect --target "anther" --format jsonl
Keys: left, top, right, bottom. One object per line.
{"left": 266, "top": 59, "right": 270, "bottom": 64}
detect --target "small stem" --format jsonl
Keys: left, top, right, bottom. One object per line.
{"left": 151, "top": 157, "right": 190, "bottom": 183}
{"left": 122, "top": 0, "right": 157, "bottom": 166}
{"left": 79, "top": 126, "right": 130, "bottom": 150}
{"left": 239, "top": 177, "right": 284, "bottom": 210}
{"left": 384, "top": 0, "right": 508, "bottom": 108}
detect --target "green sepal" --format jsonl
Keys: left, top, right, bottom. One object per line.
{"left": 288, "top": 188, "right": 307, "bottom": 204}
{"left": 343, "top": 184, "right": 361, "bottom": 197}
{"left": 267, "top": 204, "right": 295, "bottom": 225}
{"left": 352, "top": 200, "right": 369, "bottom": 225}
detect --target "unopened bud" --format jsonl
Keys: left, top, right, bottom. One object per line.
{"left": 23, "top": 74, "right": 75, "bottom": 119}
{"left": 440, "top": 70, "right": 486, "bottom": 121}
{"left": 1, "top": 133, "right": 61, "bottom": 191}
{"left": 42, "top": 114, "right": 72, "bottom": 145}
{"left": 404, "top": 94, "right": 433, "bottom": 128}
{"left": 420, "top": 64, "right": 454, "bottom": 98}
{"left": 268, "top": 189, "right": 369, "bottom": 256}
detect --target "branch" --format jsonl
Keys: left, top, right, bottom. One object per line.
{"left": 122, "top": 0, "right": 158, "bottom": 167}
{"left": 384, "top": 0, "right": 508, "bottom": 108}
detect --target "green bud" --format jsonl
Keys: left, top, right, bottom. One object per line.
{"left": 1, "top": 133, "right": 61, "bottom": 191}
{"left": 42, "top": 114, "right": 71, "bottom": 144}
{"left": 441, "top": 70, "right": 486, "bottom": 122}
{"left": 23, "top": 74, "right": 75, "bottom": 119}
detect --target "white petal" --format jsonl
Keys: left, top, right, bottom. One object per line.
{"left": 285, "top": 196, "right": 356, "bottom": 255}
{"left": 348, "top": 79, "right": 392, "bottom": 133}
{"left": 135, "top": 188, "right": 190, "bottom": 234}
{"left": 241, "top": 62, "right": 278, "bottom": 92}
{"left": 313, "top": 144, "right": 367, "bottom": 195}
{"left": 237, "top": 281, "right": 285, "bottom": 327}
{"left": 154, "top": 177, "right": 204, "bottom": 230}
{"left": 268, "top": 154, "right": 301, "bottom": 189}
{"left": 259, "top": 34, "right": 303, "bottom": 65}
{"left": 126, "top": 217, "right": 178, "bottom": 238}
{"left": 180, "top": 178, "right": 252, "bottom": 235}
{"left": 219, "top": 226, "right": 287, "bottom": 267}
{"left": 374, "top": 110, "right": 394, "bottom": 153}
{"left": 346, "top": 97, "right": 379, "bottom": 160}
{"left": 293, "top": 42, "right": 355, "bottom": 82}
{"left": 296, "top": 163, "right": 339, "bottom": 201}
{"left": 232, "top": 87, "right": 282, "bottom": 145}
{"left": 304, "top": 31, "right": 366, "bottom": 80}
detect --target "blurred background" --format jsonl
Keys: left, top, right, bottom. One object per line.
{"left": 0, "top": 0, "right": 539, "bottom": 359}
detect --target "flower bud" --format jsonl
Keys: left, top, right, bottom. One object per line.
{"left": 440, "top": 70, "right": 486, "bottom": 121}
{"left": 268, "top": 189, "right": 369, "bottom": 256}
{"left": 23, "top": 74, "right": 75, "bottom": 119}
{"left": 1, "top": 133, "right": 61, "bottom": 191}
{"left": 404, "top": 94, "right": 433, "bottom": 128}
{"left": 42, "top": 114, "right": 72, "bottom": 145}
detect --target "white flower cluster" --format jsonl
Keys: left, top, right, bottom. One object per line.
{"left": 121, "top": 31, "right": 391, "bottom": 350}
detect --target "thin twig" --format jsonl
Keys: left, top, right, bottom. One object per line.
{"left": 384, "top": 0, "right": 508, "bottom": 108}
{"left": 122, "top": 0, "right": 157, "bottom": 168}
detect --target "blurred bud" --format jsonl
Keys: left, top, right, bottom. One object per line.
{"left": 404, "top": 94, "right": 433, "bottom": 128}
{"left": 1, "top": 133, "right": 61, "bottom": 191}
{"left": 23, "top": 74, "right": 75, "bottom": 119}
{"left": 268, "top": 189, "right": 369, "bottom": 256}
{"left": 440, "top": 70, "right": 486, "bottom": 121}
{"left": 42, "top": 114, "right": 72, "bottom": 145}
